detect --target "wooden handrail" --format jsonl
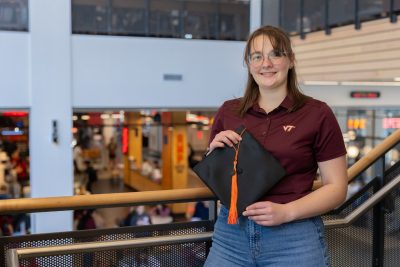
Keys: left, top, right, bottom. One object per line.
{"left": 313, "top": 128, "right": 400, "bottom": 190}
{"left": 0, "top": 187, "right": 213, "bottom": 214}
{"left": 347, "top": 129, "right": 400, "bottom": 181}
{"left": 0, "top": 129, "right": 399, "bottom": 214}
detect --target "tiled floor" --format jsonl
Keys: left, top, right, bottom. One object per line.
{"left": 90, "top": 174, "right": 134, "bottom": 229}
{"left": 89, "top": 169, "right": 206, "bottom": 229}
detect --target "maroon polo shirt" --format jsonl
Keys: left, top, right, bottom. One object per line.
{"left": 209, "top": 96, "right": 347, "bottom": 204}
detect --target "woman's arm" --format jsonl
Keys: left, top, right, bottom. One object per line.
{"left": 243, "top": 155, "right": 348, "bottom": 226}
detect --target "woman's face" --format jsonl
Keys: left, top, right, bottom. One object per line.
{"left": 248, "top": 35, "right": 292, "bottom": 92}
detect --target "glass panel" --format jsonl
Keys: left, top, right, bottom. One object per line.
{"left": 280, "top": 0, "right": 301, "bottom": 35}
{"left": 149, "top": 0, "right": 183, "bottom": 38}
{"left": 184, "top": 0, "right": 217, "bottom": 40}
{"left": 71, "top": 0, "right": 249, "bottom": 40}
{"left": 261, "top": 0, "right": 280, "bottom": 27}
{"left": 72, "top": 0, "right": 110, "bottom": 34}
{"left": 328, "top": 0, "right": 355, "bottom": 27}
{"left": 218, "top": 0, "right": 250, "bottom": 41}
{"left": 304, "top": 0, "right": 324, "bottom": 33}
{"left": 111, "top": 0, "right": 148, "bottom": 36}
{"left": 381, "top": 0, "right": 392, "bottom": 14}
{"left": 359, "top": 0, "right": 386, "bottom": 22}
{"left": 0, "top": 0, "right": 28, "bottom": 31}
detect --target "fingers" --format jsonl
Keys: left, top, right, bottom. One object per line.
{"left": 245, "top": 201, "right": 269, "bottom": 211}
{"left": 209, "top": 130, "right": 242, "bottom": 151}
{"left": 242, "top": 201, "right": 290, "bottom": 226}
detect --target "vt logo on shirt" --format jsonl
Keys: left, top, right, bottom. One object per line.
{"left": 283, "top": 125, "right": 296, "bottom": 132}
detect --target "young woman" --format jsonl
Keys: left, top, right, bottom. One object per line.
{"left": 204, "top": 25, "right": 348, "bottom": 266}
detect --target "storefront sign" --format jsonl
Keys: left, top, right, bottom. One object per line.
{"left": 383, "top": 118, "right": 400, "bottom": 129}
{"left": 347, "top": 118, "right": 366, "bottom": 129}
{"left": 122, "top": 127, "right": 128, "bottom": 154}
{"left": 350, "top": 91, "right": 380, "bottom": 98}
{"left": 176, "top": 133, "right": 184, "bottom": 163}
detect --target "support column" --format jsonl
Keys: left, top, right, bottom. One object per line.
{"left": 162, "top": 112, "right": 188, "bottom": 214}
{"left": 29, "top": 0, "right": 73, "bottom": 233}
{"left": 124, "top": 112, "right": 143, "bottom": 186}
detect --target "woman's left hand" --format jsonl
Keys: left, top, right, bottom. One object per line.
{"left": 242, "top": 201, "right": 293, "bottom": 226}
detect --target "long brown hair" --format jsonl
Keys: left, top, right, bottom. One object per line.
{"left": 238, "top": 25, "right": 310, "bottom": 117}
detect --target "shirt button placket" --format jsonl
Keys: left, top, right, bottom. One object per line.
{"left": 262, "top": 117, "right": 270, "bottom": 140}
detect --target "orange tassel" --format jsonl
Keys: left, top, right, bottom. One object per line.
{"left": 228, "top": 170, "right": 238, "bottom": 224}
{"left": 228, "top": 148, "right": 240, "bottom": 224}
{"left": 227, "top": 128, "right": 245, "bottom": 225}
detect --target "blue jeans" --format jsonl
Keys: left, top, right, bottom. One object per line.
{"left": 204, "top": 206, "right": 331, "bottom": 267}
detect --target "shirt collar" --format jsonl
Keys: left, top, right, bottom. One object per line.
{"left": 250, "top": 95, "right": 294, "bottom": 113}
{"left": 280, "top": 95, "right": 294, "bottom": 110}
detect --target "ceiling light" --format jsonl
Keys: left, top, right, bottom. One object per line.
{"left": 341, "top": 81, "right": 400, "bottom": 86}
{"left": 302, "top": 81, "right": 339, "bottom": 86}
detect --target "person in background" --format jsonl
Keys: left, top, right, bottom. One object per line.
{"left": 77, "top": 209, "right": 97, "bottom": 230}
{"left": 122, "top": 206, "right": 152, "bottom": 226}
{"left": 192, "top": 201, "right": 209, "bottom": 221}
{"left": 107, "top": 137, "right": 117, "bottom": 168}
{"left": 0, "top": 184, "right": 11, "bottom": 199}
{"left": 203, "top": 25, "right": 347, "bottom": 266}
{"left": 84, "top": 160, "right": 98, "bottom": 193}
{"left": 140, "top": 160, "right": 153, "bottom": 177}
{"left": 150, "top": 204, "right": 171, "bottom": 217}
{"left": 150, "top": 160, "right": 162, "bottom": 183}
{"left": 149, "top": 204, "right": 173, "bottom": 224}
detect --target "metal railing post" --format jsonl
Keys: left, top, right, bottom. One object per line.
{"left": 390, "top": 0, "right": 397, "bottom": 23}
{"left": 6, "top": 249, "right": 19, "bottom": 267}
{"left": 372, "top": 156, "right": 385, "bottom": 267}
{"left": 354, "top": 0, "right": 361, "bottom": 29}
{"left": 324, "top": 0, "right": 331, "bottom": 35}
{"left": 299, "top": 0, "right": 305, "bottom": 39}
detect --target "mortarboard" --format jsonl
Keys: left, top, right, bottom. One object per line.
{"left": 193, "top": 126, "right": 286, "bottom": 224}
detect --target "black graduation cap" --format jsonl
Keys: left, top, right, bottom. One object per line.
{"left": 193, "top": 126, "right": 286, "bottom": 224}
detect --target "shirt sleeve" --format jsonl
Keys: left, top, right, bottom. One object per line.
{"left": 314, "top": 103, "right": 347, "bottom": 162}
{"left": 208, "top": 103, "right": 225, "bottom": 145}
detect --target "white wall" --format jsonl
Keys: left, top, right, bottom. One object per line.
{"left": 0, "top": 32, "right": 29, "bottom": 108}
{"left": 72, "top": 35, "right": 247, "bottom": 108}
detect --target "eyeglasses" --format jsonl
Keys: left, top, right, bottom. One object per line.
{"left": 248, "top": 50, "right": 287, "bottom": 66}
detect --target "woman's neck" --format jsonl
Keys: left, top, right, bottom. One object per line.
{"left": 258, "top": 88, "right": 288, "bottom": 114}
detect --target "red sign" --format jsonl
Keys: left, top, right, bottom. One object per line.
{"left": 350, "top": 91, "right": 380, "bottom": 99}
{"left": 176, "top": 134, "right": 184, "bottom": 163}
{"left": 122, "top": 127, "right": 129, "bottom": 154}
{"left": 1, "top": 111, "right": 28, "bottom": 117}
{"left": 383, "top": 118, "right": 400, "bottom": 129}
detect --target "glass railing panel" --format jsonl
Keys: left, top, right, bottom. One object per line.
{"left": 72, "top": 0, "right": 110, "bottom": 35}
{"left": 280, "top": 0, "right": 301, "bottom": 35}
{"left": 111, "top": 0, "right": 148, "bottom": 36}
{"left": 304, "top": 0, "right": 325, "bottom": 33}
{"left": 0, "top": 0, "right": 28, "bottom": 32}
{"left": 71, "top": 0, "right": 249, "bottom": 41}
{"left": 184, "top": 0, "right": 217, "bottom": 40}
{"left": 148, "top": 0, "right": 182, "bottom": 38}
{"left": 328, "top": 0, "right": 355, "bottom": 28}
{"left": 359, "top": 0, "right": 387, "bottom": 22}
{"left": 218, "top": 0, "right": 249, "bottom": 41}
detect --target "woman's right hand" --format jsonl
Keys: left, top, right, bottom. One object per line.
{"left": 208, "top": 130, "right": 242, "bottom": 154}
